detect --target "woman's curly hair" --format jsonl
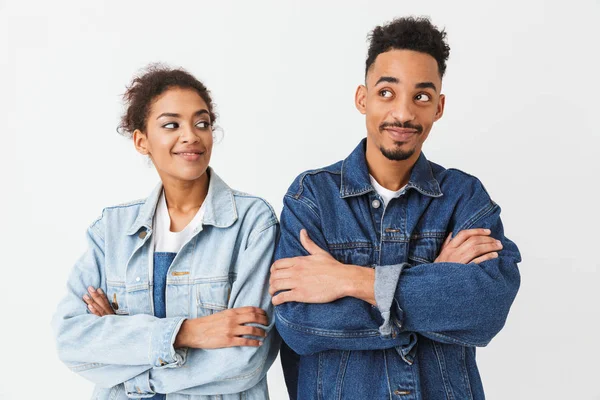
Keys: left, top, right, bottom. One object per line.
{"left": 118, "top": 64, "right": 217, "bottom": 138}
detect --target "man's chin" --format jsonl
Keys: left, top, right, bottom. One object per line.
{"left": 380, "top": 143, "right": 416, "bottom": 161}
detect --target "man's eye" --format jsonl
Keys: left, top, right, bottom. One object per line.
{"left": 415, "top": 93, "right": 431, "bottom": 102}
{"left": 379, "top": 89, "right": 393, "bottom": 98}
{"left": 163, "top": 122, "right": 179, "bottom": 129}
{"left": 196, "top": 121, "right": 211, "bottom": 129}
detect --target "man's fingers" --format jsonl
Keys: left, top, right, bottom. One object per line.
{"left": 269, "top": 278, "right": 296, "bottom": 295}
{"left": 463, "top": 240, "right": 503, "bottom": 263}
{"left": 271, "top": 257, "right": 301, "bottom": 273}
{"left": 450, "top": 229, "right": 492, "bottom": 247}
{"left": 471, "top": 252, "right": 499, "bottom": 264}
{"left": 272, "top": 290, "right": 297, "bottom": 306}
{"left": 441, "top": 232, "right": 453, "bottom": 248}
{"left": 300, "top": 229, "right": 328, "bottom": 256}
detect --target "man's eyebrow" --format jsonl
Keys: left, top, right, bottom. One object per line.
{"left": 375, "top": 76, "right": 399, "bottom": 86}
{"left": 415, "top": 82, "right": 437, "bottom": 92}
{"left": 156, "top": 109, "right": 209, "bottom": 120}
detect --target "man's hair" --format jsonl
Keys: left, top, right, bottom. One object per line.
{"left": 365, "top": 16, "right": 450, "bottom": 78}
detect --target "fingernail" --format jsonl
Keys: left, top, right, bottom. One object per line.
{"left": 97, "top": 288, "right": 103, "bottom": 294}
{"left": 88, "top": 286, "right": 95, "bottom": 293}
{"left": 83, "top": 295, "right": 90, "bottom": 301}
{"left": 485, "top": 229, "right": 491, "bottom": 234}
{"left": 87, "top": 304, "right": 94, "bottom": 310}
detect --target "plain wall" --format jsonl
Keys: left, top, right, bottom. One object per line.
{"left": 1, "top": 0, "right": 598, "bottom": 399}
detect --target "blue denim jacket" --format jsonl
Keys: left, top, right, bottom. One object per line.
{"left": 275, "top": 139, "right": 521, "bottom": 400}
{"left": 52, "top": 169, "right": 280, "bottom": 400}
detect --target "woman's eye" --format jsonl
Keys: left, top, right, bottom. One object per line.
{"left": 415, "top": 93, "right": 431, "bottom": 102}
{"left": 379, "top": 89, "right": 393, "bottom": 98}
{"left": 196, "top": 120, "right": 211, "bottom": 129}
{"left": 162, "top": 122, "right": 179, "bottom": 129}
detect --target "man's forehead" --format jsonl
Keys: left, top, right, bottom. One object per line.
{"left": 367, "top": 49, "right": 441, "bottom": 85}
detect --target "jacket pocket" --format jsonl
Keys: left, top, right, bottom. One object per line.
{"left": 195, "top": 278, "right": 231, "bottom": 317}
{"left": 105, "top": 282, "right": 129, "bottom": 315}
{"left": 407, "top": 232, "right": 445, "bottom": 266}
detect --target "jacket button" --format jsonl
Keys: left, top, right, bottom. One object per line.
{"left": 371, "top": 199, "right": 381, "bottom": 209}
{"left": 139, "top": 231, "right": 147, "bottom": 239}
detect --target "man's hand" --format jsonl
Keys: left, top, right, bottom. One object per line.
{"left": 435, "top": 228, "right": 502, "bottom": 264}
{"left": 270, "top": 229, "right": 374, "bottom": 306}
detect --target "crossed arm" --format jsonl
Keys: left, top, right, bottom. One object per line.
{"left": 270, "top": 194, "right": 521, "bottom": 355}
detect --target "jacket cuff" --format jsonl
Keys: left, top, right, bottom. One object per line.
{"left": 374, "top": 263, "right": 407, "bottom": 336}
{"left": 124, "top": 370, "right": 155, "bottom": 398}
{"left": 150, "top": 317, "right": 187, "bottom": 368}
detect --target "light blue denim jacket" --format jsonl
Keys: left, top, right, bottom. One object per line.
{"left": 52, "top": 169, "right": 280, "bottom": 400}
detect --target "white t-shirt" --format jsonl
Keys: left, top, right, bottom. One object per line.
{"left": 370, "top": 175, "right": 407, "bottom": 208}
{"left": 153, "top": 190, "right": 205, "bottom": 253}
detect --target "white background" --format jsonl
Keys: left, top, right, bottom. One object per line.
{"left": 1, "top": 1, "right": 599, "bottom": 399}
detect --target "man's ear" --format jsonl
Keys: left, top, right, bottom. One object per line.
{"left": 355, "top": 85, "right": 367, "bottom": 115}
{"left": 434, "top": 94, "right": 445, "bottom": 122}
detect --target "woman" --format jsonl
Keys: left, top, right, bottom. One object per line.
{"left": 52, "top": 65, "right": 280, "bottom": 400}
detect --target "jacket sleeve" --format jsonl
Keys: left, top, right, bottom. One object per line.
{"left": 51, "top": 218, "right": 186, "bottom": 389}
{"left": 375, "top": 181, "right": 521, "bottom": 347}
{"left": 274, "top": 194, "right": 412, "bottom": 356}
{"left": 122, "top": 220, "right": 282, "bottom": 398}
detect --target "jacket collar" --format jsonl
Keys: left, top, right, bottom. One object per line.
{"left": 340, "top": 138, "right": 443, "bottom": 199}
{"left": 126, "top": 167, "right": 238, "bottom": 235}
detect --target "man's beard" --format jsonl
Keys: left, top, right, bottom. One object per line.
{"left": 380, "top": 143, "right": 417, "bottom": 161}
{"left": 378, "top": 120, "right": 423, "bottom": 161}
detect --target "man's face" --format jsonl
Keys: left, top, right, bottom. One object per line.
{"left": 356, "top": 49, "right": 445, "bottom": 162}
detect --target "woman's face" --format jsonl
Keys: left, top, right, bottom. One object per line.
{"left": 134, "top": 87, "right": 214, "bottom": 183}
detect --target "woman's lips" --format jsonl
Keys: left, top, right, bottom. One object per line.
{"left": 175, "top": 152, "right": 204, "bottom": 162}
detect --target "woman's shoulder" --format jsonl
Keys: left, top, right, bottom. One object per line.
{"left": 87, "top": 197, "right": 148, "bottom": 238}
{"left": 231, "top": 190, "right": 278, "bottom": 229}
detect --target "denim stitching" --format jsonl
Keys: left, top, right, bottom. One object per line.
{"left": 432, "top": 342, "right": 454, "bottom": 400}
{"left": 335, "top": 351, "right": 350, "bottom": 400}
{"left": 461, "top": 346, "right": 474, "bottom": 400}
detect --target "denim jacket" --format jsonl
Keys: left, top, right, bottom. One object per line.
{"left": 52, "top": 169, "right": 280, "bottom": 400}
{"left": 275, "top": 139, "right": 521, "bottom": 400}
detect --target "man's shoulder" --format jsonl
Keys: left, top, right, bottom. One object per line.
{"left": 286, "top": 160, "right": 344, "bottom": 199}
{"left": 428, "top": 160, "right": 489, "bottom": 196}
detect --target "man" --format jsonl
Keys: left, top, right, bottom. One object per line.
{"left": 270, "top": 17, "right": 521, "bottom": 400}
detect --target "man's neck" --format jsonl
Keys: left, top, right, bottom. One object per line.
{"left": 365, "top": 140, "right": 420, "bottom": 191}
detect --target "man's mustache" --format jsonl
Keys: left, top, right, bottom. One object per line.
{"left": 379, "top": 121, "right": 423, "bottom": 134}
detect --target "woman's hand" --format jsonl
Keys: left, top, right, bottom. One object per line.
{"left": 83, "top": 288, "right": 268, "bottom": 349}
{"left": 435, "top": 228, "right": 503, "bottom": 264}
{"left": 174, "top": 307, "right": 268, "bottom": 349}
{"left": 83, "top": 286, "right": 116, "bottom": 316}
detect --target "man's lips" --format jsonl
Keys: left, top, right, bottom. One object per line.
{"left": 383, "top": 127, "right": 418, "bottom": 142}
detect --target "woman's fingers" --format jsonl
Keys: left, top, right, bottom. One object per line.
{"left": 234, "top": 325, "right": 267, "bottom": 338}
{"left": 87, "top": 287, "right": 115, "bottom": 315}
